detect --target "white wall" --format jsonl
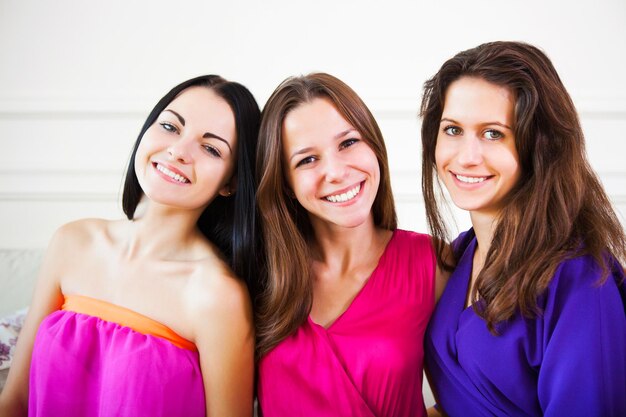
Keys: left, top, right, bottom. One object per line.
{"left": 1, "top": 0, "right": 625, "bottom": 249}
{"left": 1, "top": 0, "right": 625, "bottom": 408}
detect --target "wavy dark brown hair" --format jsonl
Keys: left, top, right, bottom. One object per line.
{"left": 420, "top": 41, "right": 626, "bottom": 332}
{"left": 256, "top": 73, "right": 397, "bottom": 357}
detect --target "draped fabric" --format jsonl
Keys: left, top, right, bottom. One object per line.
{"left": 29, "top": 295, "right": 205, "bottom": 417}
{"left": 258, "top": 230, "right": 436, "bottom": 417}
{"left": 425, "top": 229, "right": 626, "bottom": 417}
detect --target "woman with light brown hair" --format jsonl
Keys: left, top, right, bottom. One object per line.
{"left": 255, "top": 73, "right": 445, "bottom": 416}
{"left": 421, "top": 41, "right": 626, "bottom": 416}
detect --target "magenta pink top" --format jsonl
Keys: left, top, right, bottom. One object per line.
{"left": 257, "top": 230, "right": 436, "bottom": 417}
{"left": 29, "top": 295, "right": 205, "bottom": 417}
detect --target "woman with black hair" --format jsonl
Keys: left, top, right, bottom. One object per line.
{"left": 0, "top": 75, "right": 261, "bottom": 417}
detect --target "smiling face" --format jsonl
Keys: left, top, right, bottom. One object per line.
{"left": 134, "top": 86, "right": 237, "bottom": 211}
{"left": 435, "top": 76, "right": 521, "bottom": 220}
{"left": 282, "top": 97, "right": 380, "bottom": 231}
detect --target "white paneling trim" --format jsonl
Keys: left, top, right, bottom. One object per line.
{"left": 0, "top": 193, "right": 118, "bottom": 202}
{"left": 0, "top": 97, "right": 149, "bottom": 117}
{"left": 0, "top": 170, "right": 122, "bottom": 201}
{"left": 1, "top": 96, "right": 626, "bottom": 118}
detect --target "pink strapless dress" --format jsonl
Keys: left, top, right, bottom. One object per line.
{"left": 29, "top": 295, "right": 205, "bottom": 417}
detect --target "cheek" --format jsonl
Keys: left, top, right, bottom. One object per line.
{"left": 134, "top": 142, "right": 148, "bottom": 176}
{"left": 292, "top": 172, "right": 314, "bottom": 197}
{"left": 360, "top": 146, "right": 380, "bottom": 177}
{"left": 507, "top": 159, "right": 522, "bottom": 186}
{"left": 502, "top": 146, "right": 521, "bottom": 184}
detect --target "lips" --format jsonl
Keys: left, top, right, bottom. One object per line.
{"left": 153, "top": 162, "right": 190, "bottom": 184}
{"left": 452, "top": 172, "right": 492, "bottom": 184}
{"left": 323, "top": 182, "right": 362, "bottom": 203}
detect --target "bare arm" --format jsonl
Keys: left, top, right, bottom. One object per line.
{"left": 189, "top": 271, "right": 255, "bottom": 417}
{"left": 0, "top": 226, "right": 70, "bottom": 416}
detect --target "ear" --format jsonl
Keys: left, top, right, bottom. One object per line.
{"left": 219, "top": 175, "right": 237, "bottom": 197}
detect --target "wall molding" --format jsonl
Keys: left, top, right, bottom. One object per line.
{"left": 0, "top": 192, "right": 119, "bottom": 202}
{"left": 1, "top": 95, "right": 626, "bottom": 119}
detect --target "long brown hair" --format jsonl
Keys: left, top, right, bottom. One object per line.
{"left": 420, "top": 41, "right": 626, "bottom": 331}
{"left": 256, "top": 73, "right": 397, "bottom": 357}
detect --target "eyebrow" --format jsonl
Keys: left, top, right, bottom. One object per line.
{"left": 289, "top": 146, "right": 314, "bottom": 162}
{"left": 288, "top": 129, "right": 359, "bottom": 162}
{"left": 164, "top": 109, "right": 232, "bottom": 152}
{"left": 334, "top": 128, "right": 357, "bottom": 139}
{"left": 164, "top": 109, "right": 185, "bottom": 126}
{"left": 440, "top": 117, "right": 512, "bottom": 130}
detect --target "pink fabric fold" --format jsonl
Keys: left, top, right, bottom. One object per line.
{"left": 29, "top": 305, "right": 205, "bottom": 417}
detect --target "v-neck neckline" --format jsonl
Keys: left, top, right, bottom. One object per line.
{"left": 308, "top": 229, "right": 397, "bottom": 332}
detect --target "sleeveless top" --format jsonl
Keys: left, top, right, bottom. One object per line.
{"left": 29, "top": 294, "right": 205, "bottom": 417}
{"left": 258, "top": 230, "right": 436, "bottom": 417}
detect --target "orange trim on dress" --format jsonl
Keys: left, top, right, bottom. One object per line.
{"left": 62, "top": 294, "right": 197, "bottom": 351}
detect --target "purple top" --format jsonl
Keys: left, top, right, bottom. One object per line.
{"left": 425, "top": 229, "right": 626, "bottom": 417}
{"left": 258, "top": 230, "right": 436, "bottom": 417}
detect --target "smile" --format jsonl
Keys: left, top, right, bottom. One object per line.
{"left": 155, "top": 163, "right": 190, "bottom": 183}
{"left": 324, "top": 183, "right": 361, "bottom": 203}
{"left": 454, "top": 173, "right": 489, "bottom": 184}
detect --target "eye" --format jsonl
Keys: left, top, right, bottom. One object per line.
{"left": 295, "top": 156, "right": 317, "bottom": 168}
{"left": 443, "top": 125, "right": 462, "bottom": 136}
{"left": 339, "top": 138, "right": 359, "bottom": 150}
{"left": 159, "top": 122, "right": 179, "bottom": 133}
{"left": 203, "top": 144, "right": 222, "bottom": 158}
{"left": 484, "top": 129, "right": 504, "bottom": 140}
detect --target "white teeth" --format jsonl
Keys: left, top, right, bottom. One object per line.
{"left": 455, "top": 174, "right": 486, "bottom": 184}
{"left": 325, "top": 184, "right": 361, "bottom": 203}
{"left": 156, "top": 164, "right": 189, "bottom": 183}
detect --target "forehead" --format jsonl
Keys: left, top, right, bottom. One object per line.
{"left": 282, "top": 97, "right": 353, "bottom": 145}
{"left": 167, "top": 86, "right": 236, "bottom": 141}
{"left": 442, "top": 77, "right": 515, "bottom": 122}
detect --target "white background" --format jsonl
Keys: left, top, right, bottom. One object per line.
{"left": 1, "top": 0, "right": 625, "bottom": 407}
{"left": 1, "top": 0, "right": 625, "bottom": 249}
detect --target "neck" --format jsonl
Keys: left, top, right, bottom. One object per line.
{"left": 122, "top": 199, "right": 206, "bottom": 260}
{"left": 469, "top": 210, "right": 498, "bottom": 273}
{"left": 309, "top": 216, "right": 389, "bottom": 274}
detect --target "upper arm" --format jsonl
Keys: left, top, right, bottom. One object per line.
{"left": 190, "top": 274, "right": 255, "bottom": 417}
{"left": 539, "top": 260, "right": 626, "bottom": 416}
{"left": 0, "top": 224, "right": 72, "bottom": 415}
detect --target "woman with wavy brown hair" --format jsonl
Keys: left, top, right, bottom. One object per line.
{"left": 421, "top": 41, "right": 626, "bottom": 416}
{"left": 255, "top": 73, "right": 445, "bottom": 417}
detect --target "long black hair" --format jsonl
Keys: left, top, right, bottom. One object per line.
{"left": 122, "top": 75, "right": 262, "bottom": 296}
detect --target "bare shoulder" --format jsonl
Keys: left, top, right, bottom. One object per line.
{"left": 44, "top": 218, "right": 122, "bottom": 280}
{"left": 50, "top": 218, "right": 112, "bottom": 249}
{"left": 184, "top": 256, "right": 253, "bottom": 328}
{"left": 185, "top": 256, "right": 255, "bottom": 416}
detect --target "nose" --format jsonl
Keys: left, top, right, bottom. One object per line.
{"left": 167, "top": 137, "right": 193, "bottom": 164}
{"left": 323, "top": 153, "right": 347, "bottom": 183}
{"left": 457, "top": 136, "right": 483, "bottom": 167}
